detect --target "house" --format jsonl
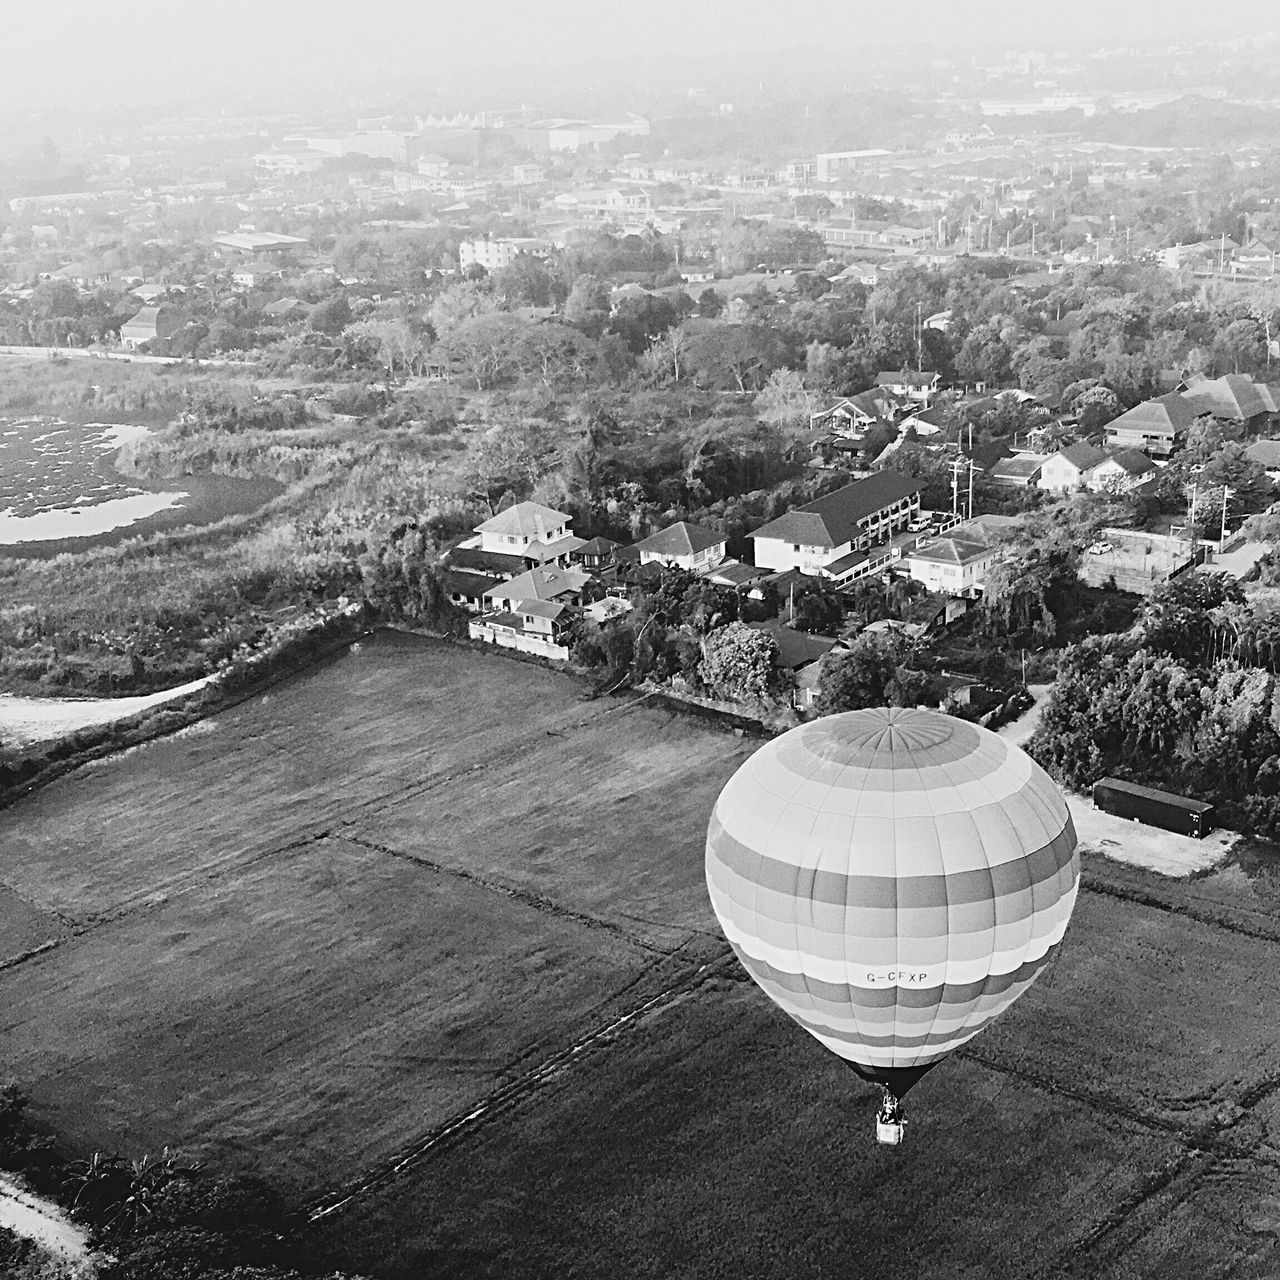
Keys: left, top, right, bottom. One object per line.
{"left": 706, "top": 561, "right": 771, "bottom": 591}
{"left": 483, "top": 566, "right": 592, "bottom": 614}
{"left": 119, "top": 305, "right": 181, "bottom": 350}
{"left": 988, "top": 453, "right": 1045, "bottom": 488}
{"left": 459, "top": 236, "right": 552, "bottom": 273}
{"left": 810, "top": 390, "right": 901, "bottom": 434}
{"left": 874, "top": 370, "right": 941, "bottom": 405}
{"left": 1038, "top": 442, "right": 1108, "bottom": 493}
{"left": 1157, "top": 239, "right": 1238, "bottom": 271}
{"left": 470, "top": 502, "right": 584, "bottom": 565}
{"left": 130, "top": 281, "right": 182, "bottom": 304}
{"left": 1182, "top": 374, "right": 1277, "bottom": 424}
{"left": 747, "top": 621, "right": 839, "bottom": 710}
{"left": 749, "top": 471, "right": 922, "bottom": 582}
{"left": 442, "top": 567, "right": 506, "bottom": 613}
{"left": 262, "top": 296, "right": 306, "bottom": 320}
{"left": 1232, "top": 236, "right": 1277, "bottom": 275}
{"left": 951, "top": 513, "right": 1022, "bottom": 546}
{"left": 469, "top": 598, "right": 573, "bottom": 660}
{"left": 231, "top": 262, "right": 282, "bottom": 288}
{"left": 633, "top": 521, "right": 727, "bottom": 573}
{"left": 439, "top": 545, "right": 528, "bottom": 612}
{"left": 903, "top": 536, "right": 994, "bottom": 598}
{"left": 570, "top": 536, "right": 619, "bottom": 574}
{"left": 1087, "top": 449, "right": 1158, "bottom": 494}
{"left": 897, "top": 405, "right": 949, "bottom": 437}
{"left": 1105, "top": 393, "right": 1197, "bottom": 457}
{"left": 1246, "top": 438, "right": 1280, "bottom": 478}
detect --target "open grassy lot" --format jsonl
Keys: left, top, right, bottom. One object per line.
{"left": 5, "top": 631, "right": 1280, "bottom": 1276}
{"left": 319, "top": 979, "right": 1183, "bottom": 1280}
{"left": 0, "top": 833, "right": 664, "bottom": 1193}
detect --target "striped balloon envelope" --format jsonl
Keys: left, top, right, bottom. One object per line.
{"left": 705, "top": 706, "right": 1078, "bottom": 1099}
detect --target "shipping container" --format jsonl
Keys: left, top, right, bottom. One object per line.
{"left": 1091, "top": 777, "right": 1214, "bottom": 838}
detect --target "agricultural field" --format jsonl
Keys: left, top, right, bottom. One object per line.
{"left": 4, "top": 632, "right": 1280, "bottom": 1276}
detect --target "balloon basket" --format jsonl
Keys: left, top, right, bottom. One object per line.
{"left": 875, "top": 1120, "right": 905, "bottom": 1146}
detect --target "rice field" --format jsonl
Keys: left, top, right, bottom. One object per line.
{"left": 3, "top": 631, "right": 1280, "bottom": 1277}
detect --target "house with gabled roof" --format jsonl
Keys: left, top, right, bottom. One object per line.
{"left": 633, "top": 521, "right": 727, "bottom": 573}
{"left": 810, "top": 389, "right": 901, "bottom": 434}
{"left": 749, "top": 471, "right": 922, "bottom": 582}
{"left": 874, "top": 369, "right": 941, "bottom": 405}
{"left": 470, "top": 565, "right": 592, "bottom": 660}
{"left": 989, "top": 453, "right": 1046, "bottom": 488}
{"left": 483, "top": 566, "right": 592, "bottom": 614}
{"left": 119, "top": 305, "right": 181, "bottom": 350}
{"left": 1088, "top": 449, "right": 1158, "bottom": 494}
{"left": 470, "top": 598, "right": 573, "bottom": 660}
{"left": 897, "top": 405, "right": 949, "bottom": 436}
{"left": 1038, "top": 441, "right": 1108, "bottom": 493}
{"left": 1104, "top": 393, "right": 1198, "bottom": 457}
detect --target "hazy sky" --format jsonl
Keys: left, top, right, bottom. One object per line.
{"left": 5, "top": 0, "right": 1280, "bottom": 114}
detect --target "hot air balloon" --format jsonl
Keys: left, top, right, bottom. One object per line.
{"left": 705, "top": 706, "right": 1078, "bottom": 1145}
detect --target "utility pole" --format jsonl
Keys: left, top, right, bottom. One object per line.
{"left": 1221, "top": 486, "right": 1232, "bottom": 545}
{"left": 968, "top": 458, "right": 975, "bottom": 518}
{"left": 951, "top": 455, "right": 963, "bottom": 515}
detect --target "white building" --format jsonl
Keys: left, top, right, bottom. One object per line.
{"left": 904, "top": 536, "right": 994, "bottom": 598}
{"left": 749, "top": 472, "right": 922, "bottom": 582}
{"left": 459, "top": 236, "right": 552, "bottom": 274}
{"left": 633, "top": 522, "right": 727, "bottom": 573}
{"left": 470, "top": 502, "right": 582, "bottom": 564}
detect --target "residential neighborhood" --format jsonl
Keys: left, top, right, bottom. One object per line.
{"left": 11, "top": 14, "right": 1280, "bottom": 1280}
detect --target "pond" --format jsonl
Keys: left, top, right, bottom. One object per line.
{"left": 0, "top": 416, "right": 282, "bottom": 556}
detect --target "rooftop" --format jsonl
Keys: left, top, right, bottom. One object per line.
{"left": 634, "top": 521, "right": 725, "bottom": 557}
{"left": 908, "top": 536, "right": 992, "bottom": 566}
{"left": 751, "top": 472, "right": 921, "bottom": 550}
{"left": 475, "top": 502, "right": 571, "bottom": 539}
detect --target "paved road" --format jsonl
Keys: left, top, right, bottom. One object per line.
{"left": 1208, "top": 538, "right": 1268, "bottom": 579}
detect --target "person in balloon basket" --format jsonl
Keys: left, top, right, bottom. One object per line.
{"left": 877, "top": 1091, "right": 903, "bottom": 1128}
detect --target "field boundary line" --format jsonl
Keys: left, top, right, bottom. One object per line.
{"left": 957, "top": 1042, "right": 1193, "bottom": 1139}
{"left": 1060, "top": 1149, "right": 1215, "bottom": 1273}
{"left": 338, "top": 832, "right": 674, "bottom": 956}
{"left": 306, "top": 954, "right": 737, "bottom": 1222}
{"left": 1080, "top": 874, "right": 1280, "bottom": 944}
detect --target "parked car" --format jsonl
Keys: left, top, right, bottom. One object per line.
{"left": 1087, "top": 541, "right": 1113, "bottom": 555}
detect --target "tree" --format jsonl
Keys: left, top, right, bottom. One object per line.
{"left": 307, "top": 294, "right": 351, "bottom": 336}
{"left": 1140, "top": 571, "right": 1245, "bottom": 663}
{"left": 813, "top": 634, "right": 900, "bottom": 715}
{"left": 789, "top": 576, "right": 844, "bottom": 634}
{"left": 685, "top": 323, "right": 784, "bottom": 392}
{"left": 563, "top": 275, "right": 610, "bottom": 337}
{"left": 608, "top": 293, "right": 681, "bottom": 354}
{"left": 699, "top": 622, "right": 786, "bottom": 703}
{"left": 428, "top": 281, "right": 499, "bottom": 340}
{"left": 1073, "top": 384, "right": 1121, "bottom": 433}
{"left": 755, "top": 368, "right": 816, "bottom": 431}
{"left": 438, "top": 313, "right": 526, "bottom": 389}
{"left": 512, "top": 322, "right": 595, "bottom": 387}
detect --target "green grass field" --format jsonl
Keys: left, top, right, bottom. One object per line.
{"left": 4, "top": 632, "right": 1280, "bottom": 1277}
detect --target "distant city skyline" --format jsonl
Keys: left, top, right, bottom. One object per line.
{"left": 5, "top": 0, "right": 1280, "bottom": 115}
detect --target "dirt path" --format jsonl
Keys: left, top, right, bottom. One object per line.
{"left": 996, "top": 682, "right": 1053, "bottom": 746}
{"left": 0, "top": 1172, "right": 90, "bottom": 1263}
{"left": 0, "top": 674, "right": 217, "bottom": 747}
